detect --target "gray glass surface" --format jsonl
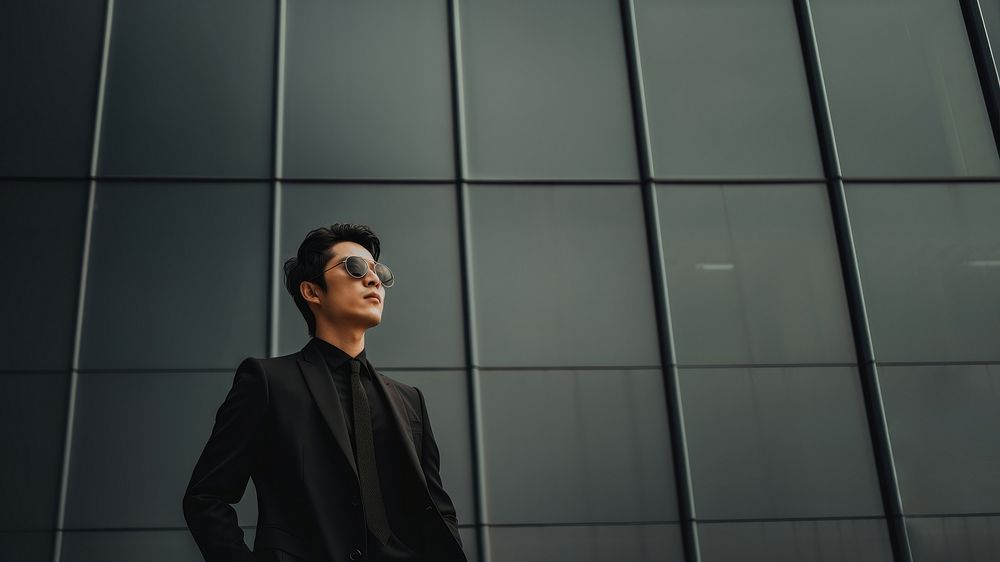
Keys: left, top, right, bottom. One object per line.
{"left": 697, "top": 519, "right": 893, "bottom": 562}
{"left": 460, "top": 0, "right": 638, "bottom": 180}
{"left": 278, "top": 184, "right": 465, "bottom": 367}
{"left": 0, "top": 532, "right": 52, "bottom": 562}
{"left": 657, "top": 184, "right": 855, "bottom": 366}
{"left": 0, "top": 0, "right": 104, "bottom": 176}
{"left": 0, "top": 374, "right": 68, "bottom": 530}
{"left": 811, "top": 0, "right": 1000, "bottom": 177}
{"left": 634, "top": 0, "right": 822, "bottom": 179}
{"left": 0, "top": 182, "right": 87, "bottom": 371}
{"left": 459, "top": 527, "right": 479, "bottom": 562}
{"left": 468, "top": 185, "right": 659, "bottom": 368}
{"left": 80, "top": 182, "right": 269, "bottom": 370}
{"left": 480, "top": 369, "right": 676, "bottom": 524}
{"left": 879, "top": 365, "right": 1000, "bottom": 515}
{"left": 384, "top": 370, "right": 474, "bottom": 524}
{"left": 65, "top": 372, "right": 258, "bottom": 528}
{"left": 98, "top": 0, "right": 273, "bottom": 177}
{"left": 681, "top": 367, "right": 882, "bottom": 519}
{"left": 488, "top": 524, "right": 683, "bottom": 562}
{"left": 61, "top": 528, "right": 255, "bottom": 562}
{"left": 908, "top": 516, "right": 1000, "bottom": 562}
{"left": 847, "top": 183, "right": 1000, "bottom": 363}
{"left": 283, "top": 0, "right": 453, "bottom": 179}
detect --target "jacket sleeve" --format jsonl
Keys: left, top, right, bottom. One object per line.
{"left": 415, "top": 387, "right": 462, "bottom": 546}
{"left": 182, "top": 357, "right": 268, "bottom": 562}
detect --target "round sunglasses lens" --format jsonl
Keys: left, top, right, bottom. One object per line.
{"left": 375, "top": 263, "right": 394, "bottom": 287}
{"left": 344, "top": 256, "right": 368, "bottom": 278}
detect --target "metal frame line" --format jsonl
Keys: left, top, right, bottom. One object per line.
{"left": 959, "top": 0, "right": 1000, "bottom": 158}
{"left": 876, "top": 360, "right": 1000, "bottom": 368}
{"left": 792, "top": 1, "right": 913, "bottom": 560}
{"left": 50, "top": 524, "right": 476, "bottom": 534}
{"left": 474, "top": 364, "right": 662, "bottom": 372}
{"left": 446, "top": 0, "right": 490, "bottom": 561}
{"left": 674, "top": 362, "right": 859, "bottom": 370}
{"left": 50, "top": 0, "right": 116, "bottom": 561}
{"left": 483, "top": 521, "right": 680, "bottom": 529}
{"left": 9, "top": 175, "right": 1000, "bottom": 188}
{"left": 73, "top": 368, "right": 241, "bottom": 375}
{"left": 268, "top": 0, "right": 288, "bottom": 358}
{"left": 618, "top": 1, "right": 700, "bottom": 561}
{"left": 7, "top": 174, "right": 1000, "bottom": 186}
{"left": 841, "top": 176, "right": 1000, "bottom": 184}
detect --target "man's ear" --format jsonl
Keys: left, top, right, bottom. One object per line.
{"left": 300, "top": 280, "right": 323, "bottom": 305}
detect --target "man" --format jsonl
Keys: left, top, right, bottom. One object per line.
{"left": 183, "top": 224, "right": 467, "bottom": 562}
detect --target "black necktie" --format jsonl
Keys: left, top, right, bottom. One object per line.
{"left": 349, "top": 359, "right": 392, "bottom": 545}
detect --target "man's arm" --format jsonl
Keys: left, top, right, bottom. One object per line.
{"left": 182, "top": 357, "right": 268, "bottom": 562}
{"left": 415, "top": 387, "right": 462, "bottom": 545}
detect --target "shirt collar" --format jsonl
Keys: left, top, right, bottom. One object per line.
{"left": 311, "top": 337, "right": 367, "bottom": 371}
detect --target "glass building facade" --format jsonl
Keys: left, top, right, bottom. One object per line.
{"left": 2, "top": 0, "right": 999, "bottom": 561}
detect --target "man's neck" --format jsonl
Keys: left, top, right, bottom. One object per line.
{"left": 314, "top": 324, "right": 366, "bottom": 358}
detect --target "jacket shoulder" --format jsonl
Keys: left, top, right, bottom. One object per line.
{"left": 256, "top": 350, "right": 303, "bottom": 370}
{"left": 234, "top": 350, "right": 303, "bottom": 379}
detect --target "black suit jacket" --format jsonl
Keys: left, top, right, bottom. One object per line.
{"left": 182, "top": 339, "right": 467, "bottom": 562}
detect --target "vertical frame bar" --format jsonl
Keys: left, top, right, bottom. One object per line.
{"left": 792, "top": 1, "right": 913, "bottom": 560}
{"left": 447, "top": 0, "right": 490, "bottom": 560}
{"left": 269, "top": 0, "right": 288, "bottom": 358}
{"left": 618, "top": 1, "right": 700, "bottom": 561}
{"left": 959, "top": 0, "right": 1000, "bottom": 160}
{"left": 51, "top": 0, "right": 116, "bottom": 560}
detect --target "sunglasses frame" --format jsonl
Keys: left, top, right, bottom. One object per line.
{"left": 316, "top": 255, "right": 394, "bottom": 287}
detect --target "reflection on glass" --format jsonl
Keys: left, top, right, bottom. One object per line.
{"left": 98, "top": 0, "right": 274, "bottom": 177}
{"left": 657, "top": 184, "right": 854, "bottom": 365}
{"left": 0, "top": 374, "right": 68, "bottom": 529}
{"left": 634, "top": 0, "right": 822, "bottom": 179}
{"left": 879, "top": 364, "right": 1000, "bottom": 515}
{"left": 480, "top": 370, "right": 676, "bottom": 524}
{"left": 0, "top": 533, "right": 54, "bottom": 562}
{"left": 0, "top": 0, "right": 104, "bottom": 176}
{"left": 811, "top": 0, "right": 1000, "bottom": 176}
{"left": 460, "top": 0, "right": 637, "bottom": 180}
{"left": 846, "top": 183, "right": 1000, "bottom": 362}
{"left": 81, "top": 182, "right": 269, "bottom": 370}
{"left": 283, "top": 0, "right": 453, "bottom": 179}
{"left": 65, "top": 372, "right": 259, "bottom": 528}
{"left": 489, "top": 524, "right": 683, "bottom": 562}
{"left": 0, "top": 181, "right": 87, "bottom": 370}
{"left": 697, "top": 519, "right": 893, "bottom": 562}
{"left": 468, "top": 185, "right": 659, "bottom": 368}
{"left": 907, "top": 516, "right": 1000, "bottom": 562}
{"left": 680, "top": 366, "right": 882, "bottom": 519}
{"left": 61, "top": 530, "right": 212, "bottom": 562}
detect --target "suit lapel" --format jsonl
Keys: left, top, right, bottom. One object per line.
{"left": 297, "top": 340, "right": 359, "bottom": 480}
{"left": 372, "top": 366, "right": 429, "bottom": 490}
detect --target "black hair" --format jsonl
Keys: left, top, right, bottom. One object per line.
{"left": 283, "top": 224, "right": 381, "bottom": 337}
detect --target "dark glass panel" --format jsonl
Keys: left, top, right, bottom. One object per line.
{"left": 460, "top": 0, "right": 637, "bottom": 180}
{"left": 81, "top": 182, "right": 269, "bottom": 370}
{"left": 480, "top": 369, "right": 676, "bottom": 524}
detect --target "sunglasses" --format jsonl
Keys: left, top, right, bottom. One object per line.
{"left": 318, "top": 255, "right": 395, "bottom": 287}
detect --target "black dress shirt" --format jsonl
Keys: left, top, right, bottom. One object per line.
{"left": 312, "top": 337, "right": 421, "bottom": 562}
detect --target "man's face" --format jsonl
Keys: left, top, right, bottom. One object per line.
{"left": 304, "top": 241, "right": 386, "bottom": 331}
